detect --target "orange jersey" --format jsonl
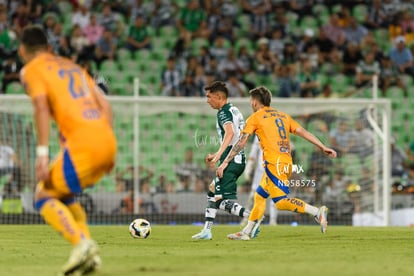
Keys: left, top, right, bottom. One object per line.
{"left": 243, "top": 106, "right": 301, "bottom": 165}
{"left": 21, "top": 53, "right": 116, "bottom": 195}
{"left": 20, "top": 53, "right": 112, "bottom": 140}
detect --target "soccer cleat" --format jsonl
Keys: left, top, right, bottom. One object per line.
{"left": 78, "top": 255, "right": 102, "bottom": 275}
{"left": 250, "top": 215, "right": 265, "bottom": 239}
{"left": 315, "top": 206, "right": 328, "bottom": 234}
{"left": 191, "top": 229, "right": 212, "bottom": 240}
{"left": 227, "top": 231, "right": 250, "bottom": 241}
{"left": 61, "top": 239, "right": 99, "bottom": 276}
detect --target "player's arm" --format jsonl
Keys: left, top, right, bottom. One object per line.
{"left": 216, "top": 132, "right": 250, "bottom": 178}
{"left": 33, "top": 95, "right": 51, "bottom": 148}
{"left": 32, "top": 94, "right": 51, "bottom": 181}
{"left": 209, "top": 122, "right": 234, "bottom": 164}
{"left": 294, "top": 127, "right": 337, "bottom": 158}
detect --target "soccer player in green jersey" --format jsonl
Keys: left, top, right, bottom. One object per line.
{"left": 192, "top": 81, "right": 252, "bottom": 240}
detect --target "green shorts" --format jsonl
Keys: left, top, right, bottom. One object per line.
{"left": 214, "top": 162, "right": 245, "bottom": 200}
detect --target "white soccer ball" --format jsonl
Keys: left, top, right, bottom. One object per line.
{"left": 129, "top": 218, "right": 151, "bottom": 239}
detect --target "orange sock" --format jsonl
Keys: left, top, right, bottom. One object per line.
{"left": 67, "top": 202, "right": 91, "bottom": 239}
{"left": 275, "top": 197, "right": 306, "bottom": 213}
{"left": 39, "top": 198, "right": 84, "bottom": 245}
{"left": 249, "top": 193, "right": 267, "bottom": 221}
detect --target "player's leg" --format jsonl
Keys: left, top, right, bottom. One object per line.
{"left": 33, "top": 150, "right": 98, "bottom": 275}
{"left": 240, "top": 189, "right": 255, "bottom": 226}
{"left": 191, "top": 180, "right": 215, "bottom": 240}
{"left": 216, "top": 162, "right": 250, "bottom": 218}
{"left": 241, "top": 169, "right": 263, "bottom": 226}
{"left": 269, "top": 201, "right": 278, "bottom": 225}
{"left": 227, "top": 175, "right": 268, "bottom": 240}
{"left": 265, "top": 163, "right": 328, "bottom": 233}
{"left": 34, "top": 183, "right": 99, "bottom": 275}
{"left": 274, "top": 197, "right": 328, "bottom": 233}
{"left": 64, "top": 141, "right": 115, "bottom": 273}
{"left": 64, "top": 197, "right": 91, "bottom": 239}
{"left": 34, "top": 182, "right": 86, "bottom": 246}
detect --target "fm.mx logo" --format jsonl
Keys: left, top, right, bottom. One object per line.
{"left": 275, "top": 157, "right": 305, "bottom": 175}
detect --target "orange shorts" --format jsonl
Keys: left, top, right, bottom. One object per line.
{"left": 257, "top": 162, "right": 292, "bottom": 200}
{"left": 39, "top": 131, "right": 116, "bottom": 198}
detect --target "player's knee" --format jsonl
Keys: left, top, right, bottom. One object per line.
{"left": 208, "top": 182, "right": 215, "bottom": 193}
{"left": 222, "top": 199, "right": 234, "bottom": 213}
{"left": 272, "top": 195, "right": 288, "bottom": 205}
{"left": 34, "top": 197, "right": 51, "bottom": 211}
{"left": 61, "top": 196, "right": 76, "bottom": 206}
{"left": 208, "top": 200, "right": 217, "bottom": 208}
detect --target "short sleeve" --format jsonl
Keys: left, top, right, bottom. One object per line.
{"left": 289, "top": 115, "right": 301, "bottom": 133}
{"left": 243, "top": 115, "right": 257, "bottom": 134}
{"left": 217, "top": 109, "right": 233, "bottom": 126}
{"left": 20, "top": 67, "right": 47, "bottom": 99}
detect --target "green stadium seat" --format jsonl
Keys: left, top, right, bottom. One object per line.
{"left": 352, "top": 4, "right": 368, "bottom": 23}
{"left": 117, "top": 48, "right": 132, "bottom": 61}
{"left": 286, "top": 12, "right": 298, "bottom": 28}
{"left": 374, "top": 29, "right": 389, "bottom": 41}
{"left": 97, "top": 68, "right": 117, "bottom": 86}
{"left": 400, "top": 74, "right": 412, "bottom": 87}
{"left": 122, "top": 59, "right": 141, "bottom": 71}
{"left": 6, "top": 82, "right": 24, "bottom": 94}
{"left": 312, "top": 4, "right": 329, "bottom": 16}
{"left": 101, "top": 59, "right": 119, "bottom": 70}
{"left": 237, "top": 14, "right": 251, "bottom": 33}
{"left": 386, "top": 86, "right": 405, "bottom": 99}
{"left": 332, "top": 4, "right": 342, "bottom": 13}
{"left": 158, "top": 25, "right": 178, "bottom": 38}
{"left": 300, "top": 16, "right": 319, "bottom": 33}
{"left": 391, "top": 98, "right": 403, "bottom": 110}
{"left": 329, "top": 74, "right": 350, "bottom": 93}
{"left": 234, "top": 37, "right": 254, "bottom": 52}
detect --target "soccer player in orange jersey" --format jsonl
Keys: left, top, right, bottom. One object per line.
{"left": 19, "top": 25, "right": 117, "bottom": 274}
{"left": 216, "top": 86, "right": 337, "bottom": 240}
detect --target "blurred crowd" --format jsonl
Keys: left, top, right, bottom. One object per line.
{"left": 0, "top": 0, "right": 413, "bottom": 97}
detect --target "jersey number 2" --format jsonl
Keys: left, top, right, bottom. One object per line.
{"left": 58, "top": 68, "right": 86, "bottom": 99}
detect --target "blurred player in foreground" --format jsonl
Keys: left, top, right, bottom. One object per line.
{"left": 216, "top": 86, "right": 337, "bottom": 240}
{"left": 192, "top": 81, "right": 251, "bottom": 240}
{"left": 19, "top": 25, "right": 116, "bottom": 274}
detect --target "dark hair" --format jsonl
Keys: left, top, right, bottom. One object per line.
{"left": 204, "top": 81, "right": 228, "bottom": 97}
{"left": 249, "top": 86, "right": 272, "bottom": 106}
{"left": 20, "top": 25, "right": 48, "bottom": 52}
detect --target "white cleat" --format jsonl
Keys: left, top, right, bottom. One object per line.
{"left": 61, "top": 239, "right": 99, "bottom": 276}
{"left": 191, "top": 229, "right": 212, "bottom": 240}
{"left": 250, "top": 215, "right": 265, "bottom": 239}
{"left": 78, "top": 255, "right": 101, "bottom": 275}
{"left": 315, "top": 206, "right": 328, "bottom": 234}
{"left": 227, "top": 231, "right": 250, "bottom": 241}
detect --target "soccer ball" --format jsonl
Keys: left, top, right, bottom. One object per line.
{"left": 129, "top": 218, "right": 151, "bottom": 239}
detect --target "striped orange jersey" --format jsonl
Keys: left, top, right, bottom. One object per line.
{"left": 20, "top": 52, "right": 112, "bottom": 140}
{"left": 243, "top": 106, "right": 301, "bottom": 165}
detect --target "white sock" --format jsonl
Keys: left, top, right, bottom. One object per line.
{"left": 304, "top": 204, "right": 319, "bottom": 216}
{"left": 242, "top": 220, "right": 255, "bottom": 235}
{"left": 204, "top": 220, "right": 213, "bottom": 231}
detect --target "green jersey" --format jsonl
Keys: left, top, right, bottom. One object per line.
{"left": 128, "top": 25, "right": 149, "bottom": 43}
{"left": 216, "top": 103, "right": 245, "bottom": 164}
{"left": 179, "top": 7, "right": 206, "bottom": 32}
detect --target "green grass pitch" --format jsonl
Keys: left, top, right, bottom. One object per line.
{"left": 1, "top": 225, "right": 414, "bottom": 276}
